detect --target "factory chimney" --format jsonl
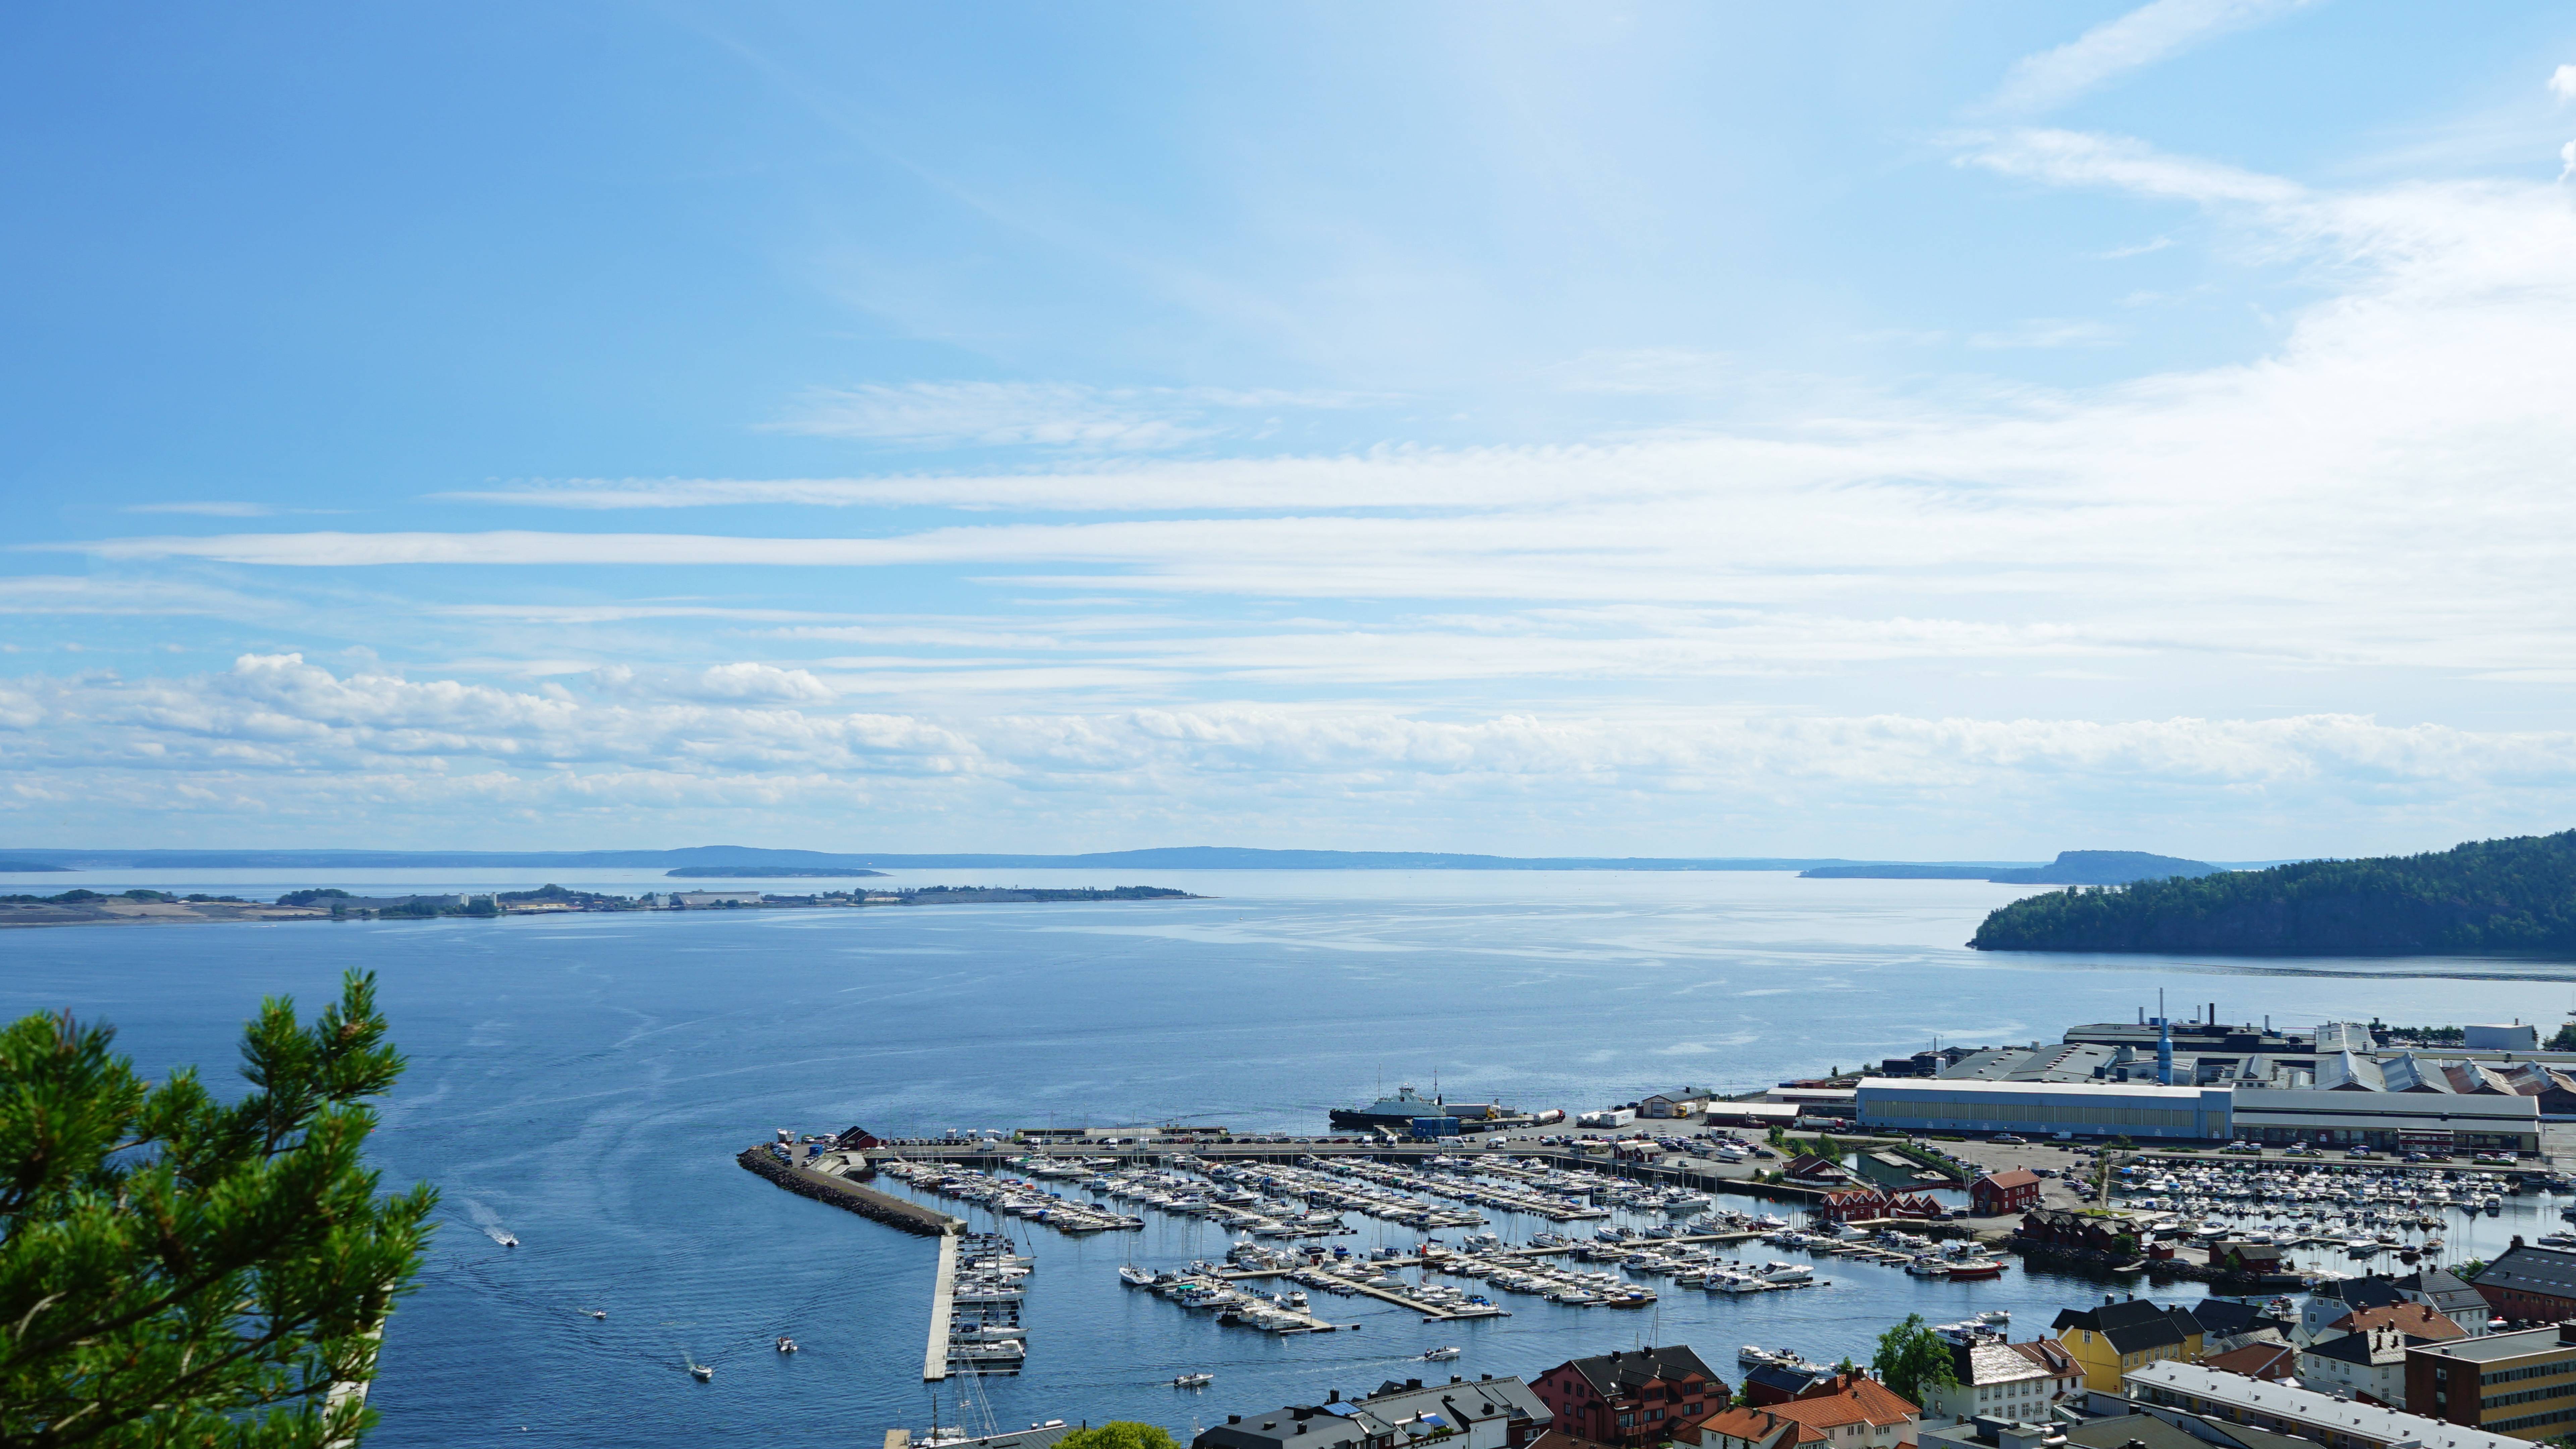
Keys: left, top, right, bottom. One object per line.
{"left": 2157, "top": 988, "right": 2174, "bottom": 1087}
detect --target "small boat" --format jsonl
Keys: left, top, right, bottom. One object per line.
{"left": 689, "top": 1363, "right": 713, "bottom": 1382}
{"left": 1172, "top": 1373, "right": 1216, "bottom": 1389}
{"left": 1978, "top": 1309, "right": 2010, "bottom": 1325}
{"left": 1422, "top": 1346, "right": 1462, "bottom": 1361}
{"left": 1946, "top": 1259, "right": 2006, "bottom": 1281}
{"left": 590, "top": 1309, "right": 606, "bottom": 1320}
{"left": 1740, "top": 1345, "right": 1777, "bottom": 1367}
{"left": 497, "top": 1233, "right": 519, "bottom": 1248}
{"left": 1119, "top": 1264, "right": 1157, "bottom": 1288}
{"left": 776, "top": 1336, "right": 799, "bottom": 1354}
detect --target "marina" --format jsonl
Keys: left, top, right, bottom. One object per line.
{"left": 26, "top": 866, "right": 2576, "bottom": 1448}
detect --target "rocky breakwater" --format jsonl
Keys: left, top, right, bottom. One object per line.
{"left": 737, "top": 1145, "right": 964, "bottom": 1237}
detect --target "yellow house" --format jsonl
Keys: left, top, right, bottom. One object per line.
{"left": 2052, "top": 1298, "right": 2206, "bottom": 1391}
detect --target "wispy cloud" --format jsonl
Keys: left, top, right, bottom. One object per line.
{"left": 121, "top": 501, "right": 278, "bottom": 517}
{"left": 1955, "top": 129, "right": 2304, "bottom": 205}
{"left": 2099, "top": 235, "right": 2175, "bottom": 259}
{"left": 1984, "top": 0, "right": 2316, "bottom": 116}
{"left": 2551, "top": 64, "right": 2576, "bottom": 104}
{"left": 763, "top": 380, "right": 1379, "bottom": 450}
{"left": 0, "top": 575, "right": 277, "bottom": 616}
{"left": 1967, "top": 318, "right": 2122, "bottom": 349}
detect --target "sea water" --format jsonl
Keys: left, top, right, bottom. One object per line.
{"left": 6, "top": 868, "right": 2574, "bottom": 1446}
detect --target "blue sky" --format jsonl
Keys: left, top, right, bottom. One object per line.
{"left": 8, "top": 2, "right": 2576, "bottom": 858}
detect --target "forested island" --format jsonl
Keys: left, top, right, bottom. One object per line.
{"left": 1803, "top": 849, "right": 2221, "bottom": 884}
{"left": 1970, "top": 828, "right": 2576, "bottom": 956}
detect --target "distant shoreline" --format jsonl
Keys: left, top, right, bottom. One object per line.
{"left": 0, "top": 885, "right": 1205, "bottom": 929}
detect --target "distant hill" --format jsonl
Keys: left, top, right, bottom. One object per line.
{"left": 0, "top": 844, "right": 1983, "bottom": 873}
{"left": 667, "top": 866, "right": 886, "bottom": 878}
{"left": 1804, "top": 850, "right": 2221, "bottom": 885}
{"left": 0, "top": 859, "right": 71, "bottom": 873}
{"left": 1970, "top": 829, "right": 2576, "bottom": 956}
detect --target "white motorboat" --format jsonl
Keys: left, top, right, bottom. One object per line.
{"left": 1422, "top": 1346, "right": 1462, "bottom": 1361}
{"left": 777, "top": 1336, "right": 799, "bottom": 1354}
{"left": 689, "top": 1362, "right": 712, "bottom": 1382}
{"left": 1172, "top": 1373, "right": 1215, "bottom": 1389}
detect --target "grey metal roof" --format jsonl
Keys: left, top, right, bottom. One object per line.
{"left": 2408, "top": 1324, "right": 2576, "bottom": 1365}
{"left": 2470, "top": 1245, "right": 2576, "bottom": 1303}
{"left": 1198, "top": 1411, "right": 1378, "bottom": 1449}
{"left": 2123, "top": 1361, "right": 2528, "bottom": 1449}
{"left": 1352, "top": 1377, "right": 1551, "bottom": 1432}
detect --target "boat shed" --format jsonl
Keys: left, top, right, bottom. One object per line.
{"left": 1855, "top": 1078, "right": 2233, "bottom": 1141}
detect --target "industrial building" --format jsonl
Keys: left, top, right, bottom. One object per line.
{"left": 1855, "top": 1078, "right": 2235, "bottom": 1141}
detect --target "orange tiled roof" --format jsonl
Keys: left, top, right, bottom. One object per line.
{"left": 2330, "top": 1303, "right": 2466, "bottom": 1341}
{"left": 1773, "top": 1377, "right": 1920, "bottom": 1431}
{"left": 1692, "top": 1407, "right": 1821, "bottom": 1449}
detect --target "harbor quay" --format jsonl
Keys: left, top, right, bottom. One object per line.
{"left": 745, "top": 1007, "right": 2576, "bottom": 1443}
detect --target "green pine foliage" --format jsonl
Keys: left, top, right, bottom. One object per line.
{"left": 1, "top": 971, "right": 435, "bottom": 1448}
{"left": 1970, "top": 828, "right": 2576, "bottom": 955}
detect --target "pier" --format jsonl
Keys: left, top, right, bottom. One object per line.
{"left": 923, "top": 1233, "right": 958, "bottom": 1381}
{"left": 739, "top": 1146, "right": 966, "bottom": 1236}
{"left": 1214, "top": 1265, "right": 1492, "bottom": 1322}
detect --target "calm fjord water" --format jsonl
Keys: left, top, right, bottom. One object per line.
{"left": 8, "top": 869, "right": 2575, "bottom": 1447}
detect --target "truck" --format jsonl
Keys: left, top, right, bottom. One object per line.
{"left": 1576, "top": 1109, "right": 1635, "bottom": 1128}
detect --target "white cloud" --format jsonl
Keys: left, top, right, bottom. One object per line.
{"left": 1985, "top": 0, "right": 2315, "bottom": 116}
{"left": 8, "top": 654, "right": 2576, "bottom": 856}
{"left": 2551, "top": 64, "right": 2576, "bottom": 103}
{"left": 762, "top": 380, "right": 1375, "bottom": 450}
{"left": 120, "top": 501, "right": 277, "bottom": 517}
{"left": 692, "top": 662, "right": 835, "bottom": 702}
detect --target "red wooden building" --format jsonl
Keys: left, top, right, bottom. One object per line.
{"left": 1971, "top": 1168, "right": 2042, "bottom": 1216}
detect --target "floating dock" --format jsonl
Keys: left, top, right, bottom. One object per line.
{"left": 923, "top": 1233, "right": 959, "bottom": 1381}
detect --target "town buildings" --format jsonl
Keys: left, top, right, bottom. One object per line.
{"left": 1815, "top": 1187, "right": 1943, "bottom": 1224}
{"left": 1969, "top": 1169, "right": 2042, "bottom": 1217}
{"left": 1641, "top": 1088, "right": 1715, "bottom": 1120}
{"left": 1917, "top": 1340, "right": 2082, "bottom": 1425}
{"left": 1688, "top": 1375, "right": 1918, "bottom": 1449}
{"left": 2395, "top": 1269, "right": 2498, "bottom": 1338}
{"left": 2465, "top": 1244, "right": 2576, "bottom": 1326}
{"left": 1530, "top": 1347, "right": 1723, "bottom": 1449}
{"left": 2298, "top": 1325, "right": 2429, "bottom": 1407}
{"left": 2406, "top": 1322, "right": 2576, "bottom": 1440}
{"left": 2122, "top": 1360, "right": 2526, "bottom": 1449}
{"left": 1194, "top": 1377, "right": 1553, "bottom": 1449}
{"left": 2053, "top": 1298, "right": 2206, "bottom": 1390}
{"left": 2199, "top": 1342, "right": 2296, "bottom": 1383}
